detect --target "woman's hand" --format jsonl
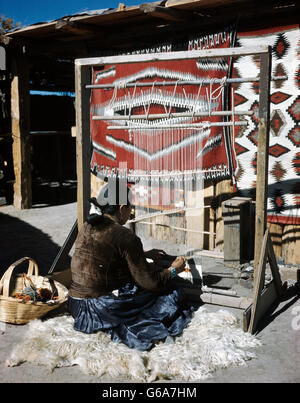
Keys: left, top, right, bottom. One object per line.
{"left": 170, "top": 256, "right": 186, "bottom": 275}
{"left": 145, "top": 248, "right": 167, "bottom": 261}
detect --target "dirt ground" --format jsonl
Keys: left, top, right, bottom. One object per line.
{"left": 0, "top": 202, "right": 299, "bottom": 383}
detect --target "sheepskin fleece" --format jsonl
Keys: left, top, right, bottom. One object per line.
{"left": 6, "top": 307, "right": 261, "bottom": 382}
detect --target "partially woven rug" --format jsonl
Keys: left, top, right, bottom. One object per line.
{"left": 6, "top": 307, "right": 261, "bottom": 382}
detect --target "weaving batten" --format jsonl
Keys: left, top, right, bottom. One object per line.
{"left": 107, "top": 121, "right": 248, "bottom": 129}
{"left": 128, "top": 170, "right": 224, "bottom": 178}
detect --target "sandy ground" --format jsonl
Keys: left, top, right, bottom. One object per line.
{"left": 0, "top": 202, "right": 299, "bottom": 383}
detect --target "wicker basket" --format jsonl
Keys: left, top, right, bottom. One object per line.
{"left": 0, "top": 257, "right": 68, "bottom": 324}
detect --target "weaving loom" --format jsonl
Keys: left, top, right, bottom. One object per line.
{"left": 88, "top": 47, "right": 253, "bottom": 261}
{"left": 50, "top": 44, "right": 281, "bottom": 331}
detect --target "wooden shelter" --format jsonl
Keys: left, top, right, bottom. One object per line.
{"left": 0, "top": 0, "right": 299, "bottom": 264}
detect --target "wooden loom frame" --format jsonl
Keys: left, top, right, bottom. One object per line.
{"left": 49, "top": 45, "right": 284, "bottom": 334}
{"left": 244, "top": 228, "right": 284, "bottom": 334}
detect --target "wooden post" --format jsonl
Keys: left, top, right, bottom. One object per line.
{"left": 203, "top": 180, "right": 214, "bottom": 250}
{"left": 253, "top": 48, "right": 272, "bottom": 283}
{"left": 215, "top": 179, "right": 234, "bottom": 251}
{"left": 267, "top": 222, "right": 282, "bottom": 258}
{"left": 222, "top": 197, "right": 253, "bottom": 267}
{"left": 249, "top": 230, "right": 268, "bottom": 333}
{"left": 282, "top": 224, "right": 300, "bottom": 265}
{"left": 209, "top": 182, "right": 216, "bottom": 251}
{"left": 11, "top": 54, "right": 32, "bottom": 209}
{"left": 75, "top": 63, "right": 91, "bottom": 229}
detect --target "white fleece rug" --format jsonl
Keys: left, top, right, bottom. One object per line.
{"left": 6, "top": 307, "right": 261, "bottom": 382}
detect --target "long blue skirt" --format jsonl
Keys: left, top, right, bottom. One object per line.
{"left": 68, "top": 283, "right": 194, "bottom": 351}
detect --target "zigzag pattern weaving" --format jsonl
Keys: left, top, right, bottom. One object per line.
{"left": 90, "top": 29, "right": 233, "bottom": 187}
{"left": 234, "top": 25, "right": 300, "bottom": 224}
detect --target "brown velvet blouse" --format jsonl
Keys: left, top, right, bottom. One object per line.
{"left": 68, "top": 216, "right": 172, "bottom": 299}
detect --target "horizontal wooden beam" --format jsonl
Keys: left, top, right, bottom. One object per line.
{"left": 92, "top": 111, "right": 253, "bottom": 120}
{"left": 139, "top": 3, "right": 193, "bottom": 22}
{"left": 76, "top": 45, "right": 269, "bottom": 66}
{"left": 55, "top": 20, "right": 105, "bottom": 38}
{"left": 165, "top": 0, "right": 245, "bottom": 8}
{"left": 0, "top": 34, "right": 88, "bottom": 59}
{"left": 184, "top": 287, "right": 252, "bottom": 309}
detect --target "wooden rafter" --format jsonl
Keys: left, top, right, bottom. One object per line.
{"left": 55, "top": 20, "right": 104, "bottom": 38}
{"left": 139, "top": 3, "right": 195, "bottom": 22}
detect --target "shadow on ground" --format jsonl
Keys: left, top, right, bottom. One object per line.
{"left": 255, "top": 284, "right": 300, "bottom": 334}
{"left": 0, "top": 212, "right": 70, "bottom": 277}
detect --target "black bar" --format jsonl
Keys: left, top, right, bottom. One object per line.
{"left": 47, "top": 220, "right": 78, "bottom": 275}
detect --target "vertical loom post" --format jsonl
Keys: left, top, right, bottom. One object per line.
{"left": 75, "top": 63, "right": 91, "bottom": 229}
{"left": 253, "top": 47, "right": 272, "bottom": 283}
{"left": 11, "top": 54, "right": 32, "bottom": 209}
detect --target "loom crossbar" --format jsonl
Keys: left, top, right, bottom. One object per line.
{"left": 92, "top": 110, "right": 253, "bottom": 121}
{"left": 87, "top": 75, "right": 286, "bottom": 90}
{"left": 76, "top": 46, "right": 270, "bottom": 68}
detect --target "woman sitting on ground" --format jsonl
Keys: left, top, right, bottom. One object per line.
{"left": 68, "top": 181, "right": 194, "bottom": 351}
